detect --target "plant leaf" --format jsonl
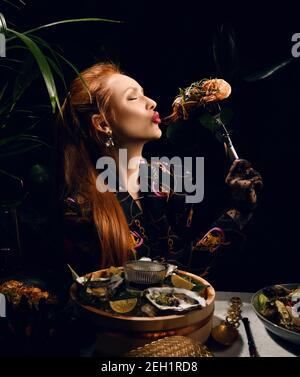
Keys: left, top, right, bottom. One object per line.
{"left": 197, "top": 107, "right": 233, "bottom": 132}
{"left": 52, "top": 49, "right": 91, "bottom": 102}
{"left": 29, "top": 164, "right": 50, "bottom": 186}
{"left": 0, "top": 142, "right": 45, "bottom": 158}
{"left": 6, "top": 18, "right": 123, "bottom": 42}
{"left": 0, "top": 58, "right": 22, "bottom": 63}
{"left": 0, "top": 64, "right": 19, "bottom": 72}
{"left": 44, "top": 56, "right": 67, "bottom": 91}
{"left": 7, "top": 28, "right": 59, "bottom": 112}
{"left": 12, "top": 54, "right": 40, "bottom": 104}
{"left": 0, "top": 134, "right": 49, "bottom": 147}
{"left": 197, "top": 113, "right": 219, "bottom": 133}
{"left": 1, "top": 0, "right": 23, "bottom": 10}
{"left": 0, "top": 168, "right": 23, "bottom": 186}
{"left": 0, "top": 82, "right": 8, "bottom": 102}
{"left": 28, "top": 34, "right": 67, "bottom": 91}
{"left": 244, "top": 58, "right": 294, "bottom": 82}
{"left": 14, "top": 135, "right": 50, "bottom": 147}
{"left": 6, "top": 45, "right": 28, "bottom": 51}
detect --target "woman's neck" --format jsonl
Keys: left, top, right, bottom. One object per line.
{"left": 116, "top": 142, "right": 145, "bottom": 192}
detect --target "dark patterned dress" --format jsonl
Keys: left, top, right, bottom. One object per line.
{"left": 63, "top": 159, "right": 246, "bottom": 276}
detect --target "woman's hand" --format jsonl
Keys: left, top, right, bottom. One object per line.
{"left": 225, "top": 159, "right": 263, "bottom": 213}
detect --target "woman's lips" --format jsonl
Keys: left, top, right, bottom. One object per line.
{"left": 152, "top": 111, "right": 161, "bottom": 124}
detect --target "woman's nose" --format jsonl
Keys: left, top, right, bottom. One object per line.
{"left": 145, "top": 96, "right": 157, "bottom": 110}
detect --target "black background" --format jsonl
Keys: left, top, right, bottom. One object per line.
{"left": 1, "top": 0, "right": 300, "bottom": 291}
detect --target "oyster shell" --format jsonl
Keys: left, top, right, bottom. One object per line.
{"left": 77, "top": 272, "right": 123, "bottom": 300}
{"left": 146, "top": 287, "right": 206, "bottom": 312}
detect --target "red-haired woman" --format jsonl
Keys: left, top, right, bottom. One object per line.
{"left": 59, "top": 62, "right": 263, "bottom": 278}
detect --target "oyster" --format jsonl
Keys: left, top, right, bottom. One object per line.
{"left": 77, "top": 272, "right": 123, "bottom": 300}
{"left": 146, "top": 287, "right": 206, "bottom": 312}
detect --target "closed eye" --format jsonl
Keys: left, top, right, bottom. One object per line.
{"left": 128, "top": 97, "right": 138, "bottom": 100}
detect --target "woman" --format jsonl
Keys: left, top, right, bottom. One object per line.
{"left": 59, "top": 62, "right": 263, "bottom": 277}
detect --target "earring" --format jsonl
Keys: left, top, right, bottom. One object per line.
{"left": 105, "top": 130, "right": 114, "bottom": 148}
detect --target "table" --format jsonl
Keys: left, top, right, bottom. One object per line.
{"left": 208, "top": 291, "right": 300, "bottom": 357}
{"left": 80, "top": 291, "right": 300, "bottom": 357}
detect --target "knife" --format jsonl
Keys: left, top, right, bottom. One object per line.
{"left": 242, "top": 317, "right": 260, "bottom": 357}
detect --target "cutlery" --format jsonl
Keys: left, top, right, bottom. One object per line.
{"left": 207, "top": 102, "right": 239, "bottom": 162}
{"left": 242, "top": 317, "right": 260, "bottom": 357}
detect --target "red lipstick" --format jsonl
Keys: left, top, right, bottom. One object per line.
{"left": 152, "top": 111, "right": 161, "bottom": 124}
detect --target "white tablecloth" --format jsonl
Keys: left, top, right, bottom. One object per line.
{"left": 209, "top": 291, "right": 300, "bottom": 357}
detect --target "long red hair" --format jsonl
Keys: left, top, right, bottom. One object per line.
{"left": 58, "top": 62, "right": 133, "bottom": 268}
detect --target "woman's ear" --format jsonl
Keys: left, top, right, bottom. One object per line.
{"left": 91, "top": 114, "right": 110, "bottom": 135}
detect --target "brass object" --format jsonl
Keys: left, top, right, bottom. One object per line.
{"left": 126, "top": 335, "right": 214, "bottom": 357}
{"left": 211, "top": 322, "right": 239, "bottom": 346}
{"left": 211, "top": 296, "right": 242, "bottom": 346}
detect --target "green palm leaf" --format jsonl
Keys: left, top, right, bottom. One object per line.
{"left": 30, "top": 35, "right": 91, "bottom": 100}
{"left": 28, "top": 34, "right": 69, "bottom": 91}
{"left": 52, "top": 49, "right": 92, "bottom": 102}
{"left": 0, "top": 82, "right": 8, "bottom": 102}
{"left": 7, "top": 28, "right": 59, "bottom": 113}
{"left": 0, "top": 143, "right": 45, "bottom": 158}
{"left": 0, "top": 168, "right": 23, "bottom": 184}
{"left": 13, "top": 55, "right": 40, "bottom": 105}
{"left": 0, "top": 134, "right": 49, "bottom": 148}
{"left": 6, "top": 18, "right": 123, "bottom": 42}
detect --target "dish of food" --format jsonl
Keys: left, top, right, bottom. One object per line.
{"left": 252, "top": 284, "right": 300, "bottom": 344}
{"left": 146, "top": 287, "right": 206, "bottom": 312}
{"left": 72, "top": 265, "right": 209, "bottom": 317}
{"left": 164, "top": 78, "right": 231, "bottom": 123}
{"left": 75, "top": 267, "right": 124, "bottom": 301}
{"left": 0, "top": 279, "right": 56, "bottom": 308}
{"left": 70, "top": 269, "right": 215, "bottom": 355}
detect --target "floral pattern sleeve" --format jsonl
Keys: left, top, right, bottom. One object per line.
{"left": 158, "top": 161, "right": 251, "bottom": 273}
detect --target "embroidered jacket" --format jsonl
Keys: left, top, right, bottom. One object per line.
{"left": 63, "top": 159, "right": 247, "bottom": 276}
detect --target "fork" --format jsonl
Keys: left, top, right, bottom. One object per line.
{"left": 206, "top": 102, "right": 239, "bottom": 162}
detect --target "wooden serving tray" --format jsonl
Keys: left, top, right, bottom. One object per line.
{"left": 70, "top": 269, "right": 215, "bottom": 333}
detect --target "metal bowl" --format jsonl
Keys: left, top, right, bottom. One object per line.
{"left": 251, "top": 283, "right": 300, "bottom": 345}
{"left": 124, "top": 260, "right": 167, "bottom": 285}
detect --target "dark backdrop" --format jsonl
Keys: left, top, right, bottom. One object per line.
{"left": 2, "top": 0, "right": 299, "bottom": 291}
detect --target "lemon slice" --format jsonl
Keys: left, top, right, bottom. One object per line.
{"left": 109, "top": 298, "right": 138, "bottom": 314}
{"left": 107, "top": 266, "right": 123, "bottom": 276}
{"left": 171, "top": 273, "right": 195, "bottom": 290}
